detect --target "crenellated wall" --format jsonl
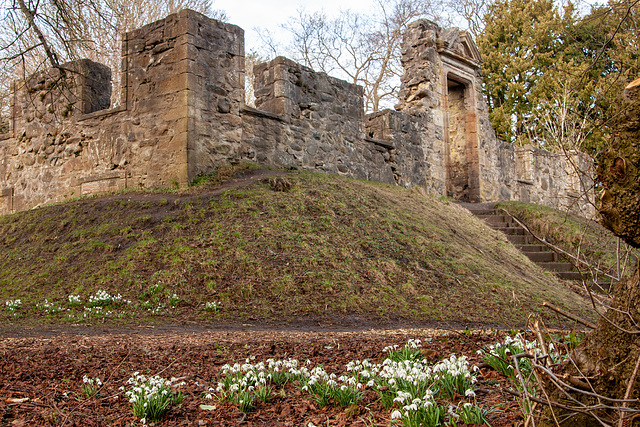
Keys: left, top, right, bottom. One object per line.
{"left": 241, "top": 57, "right": 395, "bottom": 184}
{"left": 0, "top": 10, "right": 595, "bottom": 217}
{"left": 0, "top": 10, "right": 244, "bottom": 214}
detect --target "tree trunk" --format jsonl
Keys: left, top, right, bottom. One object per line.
{"left": 541, "top": 78, "right": 640, "bottom": 426}
{"left": 597, "top": 78, "right": 640, "bottom": 249}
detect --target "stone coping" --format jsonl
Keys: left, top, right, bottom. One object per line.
{"left": 364, "top": 136, "right": 395, "bottom": 150}
{"left": 77, "top": 105, "right": 127, "bottom": 122}
{"left": 240, "top": 105, "right": 285, "bottom": 122}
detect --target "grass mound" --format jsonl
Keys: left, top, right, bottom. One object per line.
{"left": 0, "top": 169, "right": 592, "bottom": 327}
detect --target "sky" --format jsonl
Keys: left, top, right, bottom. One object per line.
{"left": 212, "top": 0, "right": 377, "bottom": 53}
{"left": 215, "top": 0, "right": 601, "bottom": 54}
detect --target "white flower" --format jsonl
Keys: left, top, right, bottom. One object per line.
{"left": 448, "top": 405, "right": 460, "bottom": 418}
{"left": 391, "top": 409, "right": 402, "bottom": 419}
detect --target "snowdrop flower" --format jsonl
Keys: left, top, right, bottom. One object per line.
{"left": 391, "top": 409, "right": 402, "bottom": 419}
{"left": 403, "top": 403, "right": 418, "bottom": 411}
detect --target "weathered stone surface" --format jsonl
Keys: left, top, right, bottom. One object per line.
{"left": 0, "top": 10, "right": 594, "bottom": 216}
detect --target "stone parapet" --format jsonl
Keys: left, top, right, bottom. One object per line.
{"left": 244, "top": 57, "right": 392, "bottom": 183}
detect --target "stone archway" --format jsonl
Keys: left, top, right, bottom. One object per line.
{"left": 444, "top": 75, "right": 480, "bottom": 202}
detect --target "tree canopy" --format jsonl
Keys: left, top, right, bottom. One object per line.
{"left": 477, "top": 0, "right": 639, "bottom": 153}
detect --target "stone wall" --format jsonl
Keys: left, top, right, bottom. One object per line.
{"left": 365, "top": 109, "right": 443, "bottom": 192}
{"left": 0, "top": 10, "right": 243, "bottom": 211}
{"left": 514, "top": 145, "right": 595, "bottom": 216}
{"left": 184, "top": 13, "right": 244, "bottom": 180}
{"left": 0, "top": 10, "right": 595, "bottom": 217}
{"left": 242, "top": 57, "right": 394, "bottom": 184}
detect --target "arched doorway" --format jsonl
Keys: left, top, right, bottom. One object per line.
{"left": 444, "top": 75, "right": 480, "bottom": 202}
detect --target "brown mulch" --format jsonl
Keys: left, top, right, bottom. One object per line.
{"left": 0, "top": 326, "right": 524, "bottom": 426}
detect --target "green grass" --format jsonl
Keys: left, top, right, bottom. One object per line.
{"left": 497, "top": 201, "right": 639, "bottom": 279}
{"left": 0, "top": 169, "right": 593, "bottom": 328}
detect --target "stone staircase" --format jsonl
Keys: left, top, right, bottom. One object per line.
{"left": 465, "top": 205, "right": 610, "bottom": 288}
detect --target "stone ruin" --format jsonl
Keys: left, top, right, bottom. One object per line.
{"left": 0, "top": 10, "right": 595, "bottom": 216}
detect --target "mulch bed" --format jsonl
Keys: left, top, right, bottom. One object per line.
{"left": 1, "top": 327, "right": 523, "bottom": 426}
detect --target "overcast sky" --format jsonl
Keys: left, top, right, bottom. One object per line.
{"left": 213, "top": 0, "right": 379, "bottom": 53}
{"left": 213, "top": 0, "right": 600, "bottom": 55}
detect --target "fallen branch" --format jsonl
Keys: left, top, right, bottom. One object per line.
{"left": 542, "top": 302, "right": 597, "bottom": 329}
{"left": 565, "top": 374, "right": 592, "bottom": 391}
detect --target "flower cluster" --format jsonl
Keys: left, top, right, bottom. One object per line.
{"left": 5, "top": 299, "right": 22, "bottom": 312}
{"left": 476, "top": 334, "right": 561, "bottom": 419}
{"left": 141, "top": 301, "right": 165, "bottom": 315}
{"left": 477, "top": 334, "right": 556, "bottom": 379}
{"left": 68, "top": 294, "right": 82, "bottom": 306}
{"left": 299, "top": 365, "right": 364, "bottom": 408}
{"left": 384, "top": 338, "right": 423, "bottom": 362}
{"left": 122, "top": 373, "right": 184, "bottom": 423}
{"left": 37, "top": 299, "right": 63, "bottom": 314}
{"left": 81, "top": 375, "right": 102, "bottom": 398}
{"left": 205, "top": 301, "right": 221, "bottom": 313}
{"left": 88, "top": 290, "right": 130, "bottom": 307}
{"left": 212, "top": 339, "right": 488, "bottom": 424}
{"left": 83, "top": 306, "right": 113, "bottom": 318}
{"left": 374, "top": 350, "right": 486, "bottom": 426}
{"left": 168, "top": 294, "right": 181, "bottom": 307}
{"left": 214, "top": 358, "right": 279, "bottom": 412}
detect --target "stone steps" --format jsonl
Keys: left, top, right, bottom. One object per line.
{"left": 507, "top": 234, "right": 537, "bottom": 245}
{"left": 524, "top": 251, "right": 557, "bottom": 263}
{"left": 464, "top": 204, "right": 613, "bottom": 291}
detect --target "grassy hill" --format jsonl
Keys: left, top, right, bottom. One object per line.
{"left": 0, "top": 166, "right": 593, "bottom": 329}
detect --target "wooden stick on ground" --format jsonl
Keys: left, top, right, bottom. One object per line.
{"left": 542, "top": 302, "right": 597, "bottom": 329}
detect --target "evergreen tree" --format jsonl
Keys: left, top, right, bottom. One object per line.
{"left": 479, "top": 0, "right": 639, "bottom": 153}
{"left": 477, "top": 0, "right": 570, "bottom": 144}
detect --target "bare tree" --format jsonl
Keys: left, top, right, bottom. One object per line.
{"left": 0, "top": 0, "right": 226, "bottom": 118}
{"left": 444, "top": 0, "right": 488, "bottom": 39}
{"left": 281, "top": 0, "right": 445, "bottom": 112}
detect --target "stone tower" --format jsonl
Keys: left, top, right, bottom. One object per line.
{"left": 396, "top": 19, "right": 484, "bottom": 203}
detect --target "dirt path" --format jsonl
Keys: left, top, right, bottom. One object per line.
{"left": 0, "top": 314, "right": 511, "bottom": 339}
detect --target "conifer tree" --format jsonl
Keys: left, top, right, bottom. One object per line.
{"left": 477, "top": 0, "right": 568, "bottom": 144}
